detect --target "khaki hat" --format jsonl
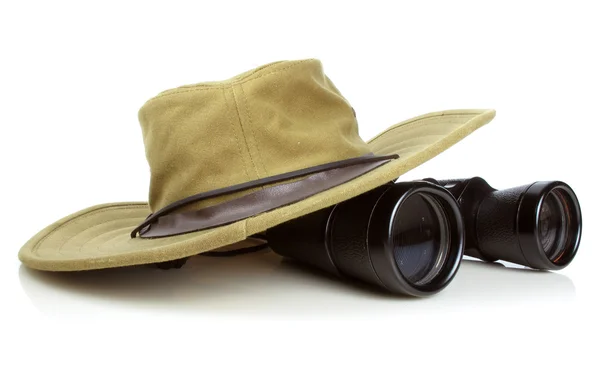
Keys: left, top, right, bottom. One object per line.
{"left": 18, "top": 59, "right": 495, "bottom": 271}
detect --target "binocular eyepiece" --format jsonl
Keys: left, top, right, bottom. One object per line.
{"left": 428, "top": 178, "right": 582, "bottom": 271}
{"left": 266, "top": 177, "right": 582, "bottom": 296}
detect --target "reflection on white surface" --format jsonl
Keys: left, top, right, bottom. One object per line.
{"left": 19, "top": 251, "right": 575, "bottom": 317}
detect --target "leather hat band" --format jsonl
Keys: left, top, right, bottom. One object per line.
{"left": 131, "top": 153, "right": 398, "bottom": 238}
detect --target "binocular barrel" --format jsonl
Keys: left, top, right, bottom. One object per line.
{"left": 266, "top": 177, "right": 582, "bottom": 296}
{"left": 429, "top": 177, "right": 582, "bottom": 270}
{"left": 267, "top": 182, "right": 465, "bottom": 297}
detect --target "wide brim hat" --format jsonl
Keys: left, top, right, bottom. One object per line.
{"left": 19, "top": 59, "right": 495, "bottom": 271}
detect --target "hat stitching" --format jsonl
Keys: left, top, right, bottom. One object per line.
{"left": 74, "top": 221, "right": 137, "bottom": 256}
{"left": 222, "top": 87, "right": 250, "bottom": 180}
{"left": 368, "top": 123, "right": 471, "bottom": 155}
{"left": 238, "top": 59, "right": 309, "bottom": 85}
{"left": 149, "top": 86, "right": 225, "bottom": 103}
{"left": 232, "top": 60, "right": 288, "bottom": 82}
{"left": 34, "top": 117, "right": 469, "bottom": 256}
{"left": 240, "top": 84, "right": 268, "bottom": 176}
{"left": 94, "top": 226, "right": 148, "bottom": 254}
{"left": 371, "top": 118, "right": 468, "bottom": 143}
{"left": 231, "top": 85, "right": 261, "bottom": 179}
{"left": 31, "top": 204, "right": 146, "bottom": 254}
{"left": 368, "top": 112, "right": 480, "bottom": 144}
{"left": 149, "top": 60, "right": 309, "bottom": 102}
{"left": 32, "top": 114, "right": 481, "bottom": 256}
{"left": 163, "top": 60, "right": 300, "bottom": 92}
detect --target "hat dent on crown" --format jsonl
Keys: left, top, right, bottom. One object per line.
{"left": 139, "top": 59, "right": 369, "bottom": 214}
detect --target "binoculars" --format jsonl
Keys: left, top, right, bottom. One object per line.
{"left": 266, "top": 177, "right": 582, "bottom": 296}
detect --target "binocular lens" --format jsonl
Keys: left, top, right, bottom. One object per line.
{"left": 470, "top": 180, "right": 581, "bottom": 270}
{"left": 516, "top": 182, "right": 581, "bottom": 269}
{"left": 265, "top": 176, "right": 582, "bottom": 295}
{"left": 392, "top": 194, "right": 450, "bottom": 286}
{"left": 267, "top": 182, "right": 464, "bottom": 296}
{"left": 539, "top": 189, "right": 570, "bottom": 262}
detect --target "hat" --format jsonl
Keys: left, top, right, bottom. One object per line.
{"left": 19, "top": 59, "right": 495, "bottom": 271}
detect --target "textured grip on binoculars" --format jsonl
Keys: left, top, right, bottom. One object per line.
{"left": 266, "top": 207, "right": 339, "bottom": 274}
{"left": 328, "top": 187, "right": 389, "bottom": 288}
{"left": 476, "top": 184, "right": 533, "bottom": 266}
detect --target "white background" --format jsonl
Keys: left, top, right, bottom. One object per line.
{"left": 1, "top": 1, "right": 598, "bottom": 365}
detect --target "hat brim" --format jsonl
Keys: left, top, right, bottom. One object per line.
{"left": 19, "top": 109, "right": 495, "bottom": 271}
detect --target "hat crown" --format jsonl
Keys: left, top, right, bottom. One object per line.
{"left": 139, "top": 59, "right": 370, "bottom": 212}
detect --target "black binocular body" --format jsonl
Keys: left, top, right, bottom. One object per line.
{"left": 266, "top": 177, "right": 581, "bottom": 297}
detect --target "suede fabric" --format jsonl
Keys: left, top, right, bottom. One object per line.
{"left": 18, "top": 59, "right": 496, "bottom": 271}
